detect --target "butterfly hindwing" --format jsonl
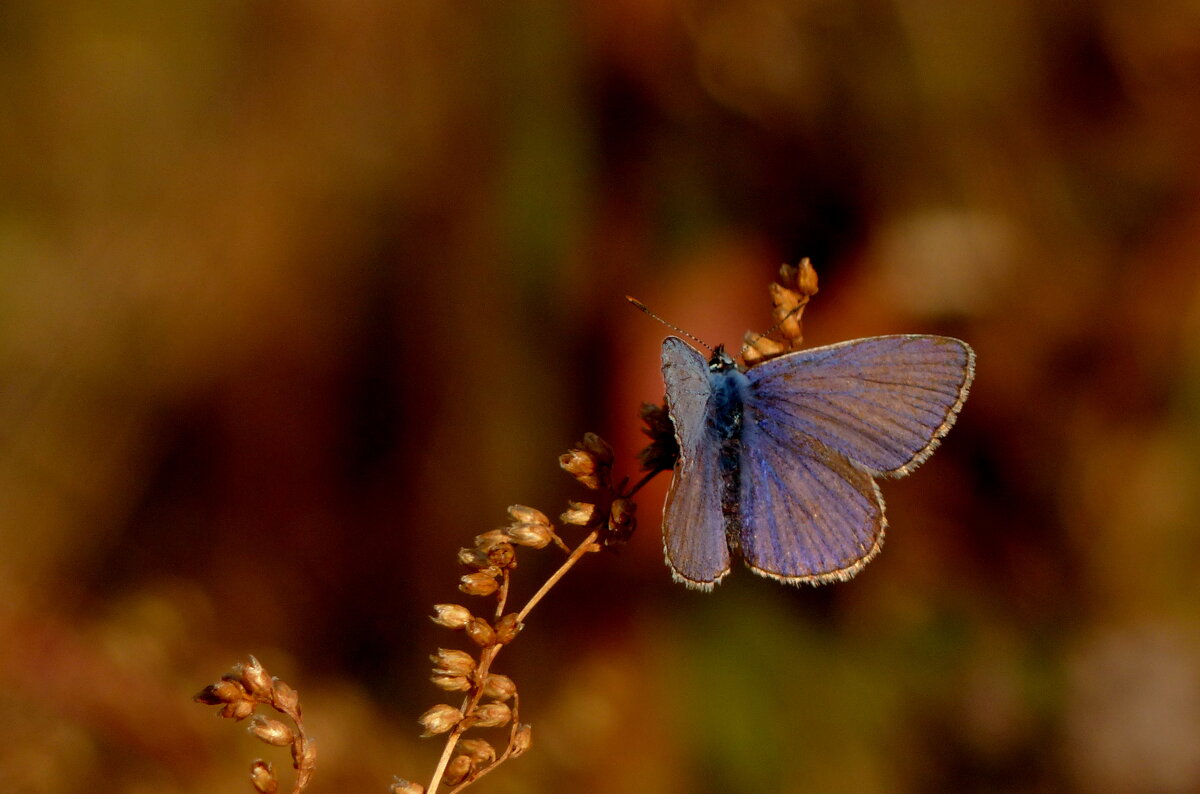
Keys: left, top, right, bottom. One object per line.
{"left": 744, "top": 335, "right": 974, "bottom": 476}
{"left": 736, "top": 419, "right": 885, "bottom": 583}
{"left": 660, "top": 337, "right": 731, "bottom": 589}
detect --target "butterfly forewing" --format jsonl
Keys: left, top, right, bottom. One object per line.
{"left": 745, "top": 335, "right": 974, "bottom": 475}
{"left": 660, "top": 337, "right": 732, "bottom": 588}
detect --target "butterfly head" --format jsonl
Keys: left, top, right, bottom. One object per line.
{"left": 707, "top": 345, "right": 739, "bottom": 373}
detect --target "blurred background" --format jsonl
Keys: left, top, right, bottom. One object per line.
{"left": 2, "top": 1, "right": 1200, "bottom": 791}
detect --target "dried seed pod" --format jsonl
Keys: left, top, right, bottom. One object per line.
{"left": 505, "top": 521, "right": 553, "bottom": 548}
{"left": 430, "top": 604, "right": 473, "bottom": 629}
{"left": 223, "top": 699, "right": 256, "bottom": 721}
{"left": 430, "top": 648, "right": 476, "bottom": 677}
{"left": 580, "top": 432, "right": 614, "bottom": 465}
{"left": 482, "top": 673, "right": 516, "bottom": 701}
{"left": 561, "top": 501, "right": 595, "bottom": 526}
{"left": 605, "top": 497, "right": 637, "bottom": 545}
{"left": 511, "top": 723, "right": 533, "bottom": 757}
{"left": 486, "top": 541, "right": 516, "bottom": 569}
{"left": 443, "top": 754, "right": 473, "bottom": 785}
{"left": 494, "top": 613, "right": 522, "bottom": 644}
{"left": 237, "top": 656, "right": 273, "bottom": 697}
{"left": 271, "top": 679, "right": 299, "bottom": 712}
{"left": 559, "top": 448, "right": 600, "bottom": 489}
{"left": 389, "top": 779, "right": 425, "bottom": 794}
{"left": 473, "top": 529, "right": 509, "bottom": 551}
{"left": 459, "top": 738, "right": 497, "bottom": 766}
{"left": 418, "top": 704, "right": 463, "bottom": 737}
{"left": 249, "top": 759, "right": 278, "bottom": 794}
{"left": 465, "top": 617, "right": 497, "bottom": 647}
{"left": 459, "top": 571, "right": 500, "bottom": 597}
{"left": 431, "top": 673, "right": 472, "bottom": 692}
{"left": 457, "top": 547, "right": 490, "bottom": 569}
{"left": 469, "top": 702, "right": 512, "bottom": 729}
{"left": 195, "top": 678, "right": 245, "bottom": 705}
{"left": 507, "top": 504, "right": 550, "bottom": 526}
{"left": 248, "top": 715, "right": 294, "bottom": 747}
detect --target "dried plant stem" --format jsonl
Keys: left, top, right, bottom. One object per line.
{"left": 426, "top": 529, "right": 601, "bottom": 794}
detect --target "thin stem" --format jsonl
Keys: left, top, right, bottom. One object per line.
{"left": 623, "top": 468, "right": 663, "bottom": 499}
{"left": 517, "top": 530, "right": 600, "bottom": 624}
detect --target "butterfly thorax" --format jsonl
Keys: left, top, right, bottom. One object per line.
{"left": 705, "top": 362, "right": 750, "bottom": 551}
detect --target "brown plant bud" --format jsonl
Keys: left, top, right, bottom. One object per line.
{"left": 248, "top": 715, "right": 294, "bottom": 747}
{"left": 389, "top": 779, "right": 425, "bottom": 794}
{"left": 465, "top": 617, "right": 497, "bottom": 647}
{"left": 431, "top": 673, "right": 472, "bottom": 692}
{"left": 507, "top": 504, "right": 549, "bottom": 526}
{"left": 249, "top": 759, "right": 278, "bottom": 793}
{"left": 443, "top": 754, "right": 473, "bottom": 785}
{"left": 222, "top": 699, "right": 256, "bottom": 721}
{"left": 237, "top": 656, "right": 273, "bottom": 697}
{"left": 482, "top": 673, "right": 517, "bottom": 701}
{"left": 561, "top": 500, "right": 595, "bottom": 526}
{"left": 494, "top": 613, "right": 522, "bottom": 644}
{"left": 605, "top": 497, "right": 637, "bottom": 545}
{"left": 742, "top": 332, "right": 785, "bottom": 365}
{"left": 431, "top": 604, "right": 473, "bottom": 629}
{"left": 459, "top": 571, "right": 500, "bottom": 597}
{"left": 271, "top": 678, "right": 300, "bottom": 713}
{"left": 469, "top": 701, "right": 512, "bottom": 728}
{"left": 511, "top": 723, "right": 533, "bottom": 757}
{"left": 459, "top": 738, "right": 497, "bottom": 767}
{"left": 457, "top": 547, "right": 490, "bottom": 569}
{"left": 505, "top": 521, "right": 553, "bottom": 548}
{"left": 196, "top": 678, "right": 245, "bottom": 705}
{"left": 486, "top": 542, "right": 516, "bottom": 569}
{"left": 793, "top": 257, "right": 819, "bottom": 296}
{"left": 473, "top": 529, "right": 509, "bottom": 551}
{"left": 580, "top": 432, "right": 614, "bottom": 465}
{"left": 430, "top": 648, "right": 476, "bottom": 677}
{"left": 559, "top": 448, "right": 601, "bottom": 489}
{"left": 418, "top": 704, "right": 463, "bottom": 737}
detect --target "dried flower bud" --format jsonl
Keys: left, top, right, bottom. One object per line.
{"left": 604, "top": 497, "right": 637, "bottom": 545}
{"left": 580, "top": 432, "right": 614, "bottom": 464}
{"left": 794, "top": 257, "right": 819, "bottom": 295}
{"left": 469, "top": 702, "right": 512, "bottom": 729}
{"left": 222, "top": 699, "right": 256, "bottom": 721}
{"left": 482, "top": 673, "right": 517, "bottom": 701}
{"left": 559, "top": 448, "right": 601, "bottom": 489}
{"left": 473, "top": 529, "right": 509, "bottom": 551}
{"left": 271, "top": 679, "right": 299, "bottom": 713}
{"left": 511, "top": 723, "right": 533, "bottom": 757}
{"left": 465, "top": 617, "right": 497, "bottom": 647}
{"left": 459, "top": 571, "right": 500, "bottom": 597}
{"left": 486, "top": 542, "right": 516, "bottom": 569}
{"left": 431, "top": 673, "right": 472, "bottom": 692}
{"left": 494, "top": 613, "right": 522, "bottom": 644}
{"left": 459, "top": 738, "right": 496, "bottom": 766}
{"left": 430, "top": 648, "right": 476, "bottom": 677}
{"left": 389, "top": 779, "right": 425, "bottom": 794}
{"left": 418, "top": 704, "right": 463, "bottom": 737}
{"left": 237, "top": 656, "right": 273, "bottom": 697}
{"left": 457, "top": 547, "right": 490, "bottom": 569}
{"left": 505, "top": 521, "right": 553, "bottom": 548}
{"left": 443, "top": 754, "right": 473, "bottom": 785}
{"left": 431, "top": 604, "right": 473, "bottom": 629}
{"left": 195, "top": 678, "right": 245, "bottom": 705}
{"left": 561, "top": 500, "right": 595, "bottom": 526}
{"left": 248, "top": 715, "right": 294, "bottom": 747}
{"left": 250, "top": 759, "right": 278, "bottom": 793}
{"left": 742, "top": 331, "right": 785, "bottom": 364}
{"left": 507, "top": 504, "right": 549, "bottom": 526}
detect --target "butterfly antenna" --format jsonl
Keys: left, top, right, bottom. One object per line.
{"left": 626, "top": 296, "right": 715, "bottom": 353}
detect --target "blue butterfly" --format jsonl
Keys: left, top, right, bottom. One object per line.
{"left": 660, "top": 334, "right": 974, "bottom": 589}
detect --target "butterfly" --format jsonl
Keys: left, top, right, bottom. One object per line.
{"left": 659, "top": 333, "right": 974, "bottom": 589}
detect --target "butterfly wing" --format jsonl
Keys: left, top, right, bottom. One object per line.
{"left": 744, "top": 335, "right": 975, "bottom": 476}
{"left": 736, "top": 426, "right": 885, "bottom": 584}
{"left": 661, "top": 337, "right": 731, "bottom": 590}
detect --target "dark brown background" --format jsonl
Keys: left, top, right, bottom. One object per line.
{"left": 2, "top": 2, "right": 1199, "bottom": 792}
